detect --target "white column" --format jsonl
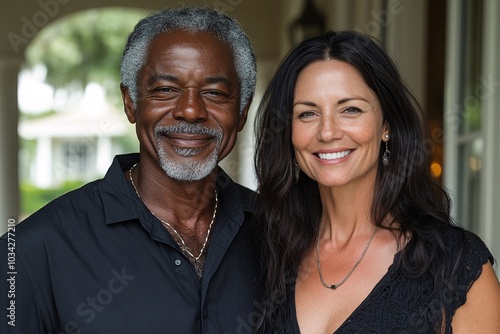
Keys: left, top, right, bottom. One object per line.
{"left": 239, "top": 58, "right": 278, "bottom": 190}
{"left": 0, "top": 56, "right": 22, "bottom": 233}
{"left": 96, "top": 135, "right": 112, "bottom": 175}
{"left": 34, "top": 136, "right": 52, "bottom": 187}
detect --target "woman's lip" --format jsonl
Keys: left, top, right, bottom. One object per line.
{"left": 316, "top": 150, "right": 353, "bottom": 160}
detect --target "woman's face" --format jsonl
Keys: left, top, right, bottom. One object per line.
{"left": 292, "top": 59, "right": 388, "bottom": 189}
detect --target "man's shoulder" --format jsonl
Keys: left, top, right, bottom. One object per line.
{"left": 232, "top": 181, "right": 257, "bottom": 198}
{"left": 216, "top": 168, "right": 257, "bottom": 208}
{"left": 222, "top": 179, "right": 258, "bottom": 212}
{"left": 6, "top": 180, "right": 102, "bottom": 242}
{"left": 10, "top": 154, "right": 134, "bottom": 241}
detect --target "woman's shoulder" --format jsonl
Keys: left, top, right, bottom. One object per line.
{"left": 439, "top": 224, "right": 494, "bottom": 264}
{"left": 435, "top": 224, "right": 495, "bottom": 292}
{"left": 435, "top": 226, "right": 499, "bottom": 332}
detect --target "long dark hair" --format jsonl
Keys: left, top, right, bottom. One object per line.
{"left": 253, "top": 30, "right": 464, "bottom": 332}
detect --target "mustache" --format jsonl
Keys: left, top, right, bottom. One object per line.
{"left": 154, "top": 123, "right": 222, "bottom": 139}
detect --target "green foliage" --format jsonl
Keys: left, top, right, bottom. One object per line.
{"left": 21, "top": 180, "right": 86, "bottom": 216}
{"left": 24, "top": 8, "right": 147, "bottom": 101}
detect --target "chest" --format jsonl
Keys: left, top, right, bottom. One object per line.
{"left": 290, "top": 261, "right": 458, "bottom": 334}
{"left": 294, "top": 244, "right": 396, "bottom": 333}
{"left": 31, "top": 219, "right": 259, "bottom": 334}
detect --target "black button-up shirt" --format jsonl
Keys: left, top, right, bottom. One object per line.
{"left": 1, "top": 154, "right": 259, "bottom": 333}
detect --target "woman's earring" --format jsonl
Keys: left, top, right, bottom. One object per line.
{"left": 382, "top": 134, "right": 390, "bottom": 167}
{"left": 294, "top": 159, "right": 300, "bottom": 182}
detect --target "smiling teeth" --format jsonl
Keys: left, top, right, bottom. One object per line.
{"left": 174, "top": 147, "right": 203, "bottom": 157}
{"left": 318, "top": 150, "right": 351, "bottom": 160}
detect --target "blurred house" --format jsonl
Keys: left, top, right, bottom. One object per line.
{"left": 18, "top": 85, "right": 131, "bottom": 187}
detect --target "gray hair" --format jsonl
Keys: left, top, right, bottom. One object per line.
{"left": 120, "top": 6, "right": 256, "bottom": 115}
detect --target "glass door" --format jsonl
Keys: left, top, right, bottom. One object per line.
{"left": 444, "top": 0, "right": 500, "bottom": 267}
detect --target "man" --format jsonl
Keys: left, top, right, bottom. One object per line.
{"left": 1, "top": 7, "right": 258, "bottom": 333}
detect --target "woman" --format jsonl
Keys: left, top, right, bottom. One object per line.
{"left": 253, "top": 31, "right": 500, "bottom": 333}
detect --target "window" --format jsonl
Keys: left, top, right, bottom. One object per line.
{"left": 60, "top": 139, "right": 95, "bottom": 181}
{"left": 455, "top": 0, "right": 484, "bottom": 232}
{"left": 445, "top": 0, "right": 500, "bottom": 265}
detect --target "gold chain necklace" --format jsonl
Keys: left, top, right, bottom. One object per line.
{"left": 128, "top": 163, "right": 217, "bottom": 262}
{"left": 316, "top": 225, "right": 377, "bottom": 289}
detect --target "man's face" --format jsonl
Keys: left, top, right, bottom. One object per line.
{"left": 122, "top": 30, "right": 248, "bottom": 181}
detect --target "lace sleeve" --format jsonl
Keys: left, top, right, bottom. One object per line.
{"left": 448, "top": 230, "right": 495, "bottom": 314}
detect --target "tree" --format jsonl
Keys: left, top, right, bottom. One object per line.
{"left": 24, "top": 8, "right": 147, "bottom": 105}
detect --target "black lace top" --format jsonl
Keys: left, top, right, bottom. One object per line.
{"left": 277, "top": 227, "right": 494, "bottom": 334}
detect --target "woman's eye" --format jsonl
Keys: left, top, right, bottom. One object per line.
{"left": 297, "top": 111, "right": 316, "bottom": 119}
{"left": 343, "top": 106, "right": 361, "bottom": 114}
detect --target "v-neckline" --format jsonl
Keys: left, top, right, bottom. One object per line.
{"left": 291, "top": 250, "right": 402, "bottom": 333}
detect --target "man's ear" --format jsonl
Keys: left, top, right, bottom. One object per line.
{"left": 120, "top": 83, "right": 136, "bottom": 124}
{"left": 237, "top": 96, "right": 253, "bottom": 132}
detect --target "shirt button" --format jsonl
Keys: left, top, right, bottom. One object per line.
{"left": 175, "top": 259, "right": 182, "bottom": 266}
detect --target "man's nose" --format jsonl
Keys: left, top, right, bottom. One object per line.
{"left": 172, "top": 89, "right": 208, "bottom": 123}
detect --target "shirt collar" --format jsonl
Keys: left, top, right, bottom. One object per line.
{"left": 99, "top": 153, "right": 141, "bottom": 225}
{"left": 99, "top": 153, "right": 255, "bottom": 226}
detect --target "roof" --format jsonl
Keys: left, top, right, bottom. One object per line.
{"left": 19, "top": 85, "right": 131, "bottom": 139}
{"left": 19, "top": 108, "right": 130, "bottom": 139}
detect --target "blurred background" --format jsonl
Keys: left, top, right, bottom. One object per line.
{"left": 0, "top": 0, "right": 499, "bottom": 271}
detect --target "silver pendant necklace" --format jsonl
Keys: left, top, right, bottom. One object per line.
{"left": 316, "top": 225, "right": 377, "bottom": 289}
{"left": 128, "top": 163, "right": 217, "bottom": 262}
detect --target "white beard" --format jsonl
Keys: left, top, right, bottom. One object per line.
{"left": 154, "top": 123, "right": 223, "bottom": 182}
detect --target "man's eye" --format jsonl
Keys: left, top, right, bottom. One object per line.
{"left": 202, "top": 91, "right": 230, "bottom": 103}
{"left": 154, "top": 87, "right": 175, "bottom": 93}
{"left": 204, "top": 90, "right": 227, "bottom": 97}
